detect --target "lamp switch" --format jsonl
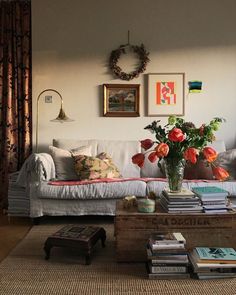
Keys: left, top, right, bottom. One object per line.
{"left": 45, "top": 96, "right": 52, "bottom": 103}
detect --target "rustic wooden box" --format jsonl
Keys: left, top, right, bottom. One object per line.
{"left": 115, "top": 200, "right": 236, "bottom": 262}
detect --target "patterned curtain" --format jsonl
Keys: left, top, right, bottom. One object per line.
{"left": 0, "top": 0, "right": 32, "bottom": 210}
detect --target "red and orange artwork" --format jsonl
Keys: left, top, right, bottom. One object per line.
{"left": 156, "top": 81, "right": 176, "bottom": 105}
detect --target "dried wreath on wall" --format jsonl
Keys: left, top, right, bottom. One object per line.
{"left": 109, "top": 44, "right": 150, "bottom": 81}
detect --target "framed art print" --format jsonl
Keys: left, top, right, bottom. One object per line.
{"left": 148, "top": 73, "right": 185, "bottom": 116}
{"left": 103, "top": 84, "right": 140, "bottom": 117}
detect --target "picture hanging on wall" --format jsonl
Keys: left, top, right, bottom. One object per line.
{"left": 148, "top": 73, "right": 185, "bottom": 116}
{"left": 103, "top": 84, "right": 140, "bottom": 117}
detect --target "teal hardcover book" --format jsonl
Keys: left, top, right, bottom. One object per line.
{"left": 196, "top": 247, "right": 236, "bottom": 261}
{"left": 192, "top": 186, "right": 229, "bottom": 197}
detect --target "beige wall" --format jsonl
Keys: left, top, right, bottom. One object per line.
{"left": 32, "top": 0, "right": 236, "bottom": 151}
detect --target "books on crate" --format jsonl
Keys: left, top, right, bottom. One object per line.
{"left": 163, "top": 188, "right": 196, "bottom": 198}
{"left": 146, "top": 232, "right": 190, "bottom": 279}
{"left": 189, "top": 247, "right": 236, "bottom": 279}
{"left": 192, "top": 186, "right": 230, "bottom": 214}
{"left": 160, "top": 188, "right": 203, "bottom": 214}
{"left": 192, "top": 186, "right": 229, "bottom": 200}
{"left": 228, "top": 197, "right": 236, "bottom": 209}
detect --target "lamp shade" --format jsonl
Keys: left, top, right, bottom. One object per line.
{"left": 51, "top": 107, "right": 74, "bottom": 123}
{"left": 36, "top": 88, "right": 74, "bottom": 151}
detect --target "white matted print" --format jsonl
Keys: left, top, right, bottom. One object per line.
{"left": 148, "top": 73, "right": 185, "bottom": 116}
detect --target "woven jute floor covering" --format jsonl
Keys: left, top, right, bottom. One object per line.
{"left": 1, "top": 219, "right": 236, "bottom": 295}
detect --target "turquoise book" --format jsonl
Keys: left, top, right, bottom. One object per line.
{"left": 192, "top": 186, "right": 229, "bottom": 198}
{"left": 196, "top": 247, "right": 236, "bottom": 261}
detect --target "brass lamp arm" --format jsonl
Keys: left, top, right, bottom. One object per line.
{"left": 36, "top": 88, "right": 65, "bottom": 152}
{"left": 37, "top": 88, "right": 63, "bottom": 106}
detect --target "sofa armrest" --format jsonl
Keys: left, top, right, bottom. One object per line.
{"left": 16, "top": 153, "right": 56, "bottom": 187}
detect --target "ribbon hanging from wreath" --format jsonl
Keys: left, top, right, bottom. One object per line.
{"left": 109, "top": 39, "right": 150, "bottom": 81}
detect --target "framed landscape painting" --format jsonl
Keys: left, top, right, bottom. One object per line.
{"left": 103, "top": 84, "right": 140, "bottom": 117}
{"left": 148, "top": 73, "right": 185, "bottom": 116}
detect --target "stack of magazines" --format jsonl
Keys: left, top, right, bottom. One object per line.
{"left": 146, "top": 232, "right": 190, "bottom": 279}
{"left": 189, "top": 247, "right": 236, "bottom": 279}
{"left": 192, "top": 186, "right": 230, "bottom": 214}
{"left": 159, "top": 188, "right": 202, "bottom": 213}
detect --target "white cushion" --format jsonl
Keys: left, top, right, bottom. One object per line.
{"left": 53, "top": 139, "right": 141, "bottom": 177}
{"left": 49, "top": 145, "right": 92, "bottom": 180}
{"left": 36, "top": 180, "right": 147, "bottom": 200}
{"left": 146, "top": 180, "right": 236, "bottom": 197}
{"left": 140, "top": 145, "right": 164, "bottom": 178}
{"left": 97, "top": 140, "right": 141, "bottom": 178}
{"left": 53, "top": 139, "right": 98, "bottom": 156}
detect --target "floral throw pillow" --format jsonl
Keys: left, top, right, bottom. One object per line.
{"left": 49, "top": 145, "right": 92, "bottom": 180}
{"left": 73, "top": 152, "right": 122, "bottom": 180}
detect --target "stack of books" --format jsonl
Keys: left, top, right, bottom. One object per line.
{"left": 146, "top": 232, "right": 190, "bottom": 279}
{"left": 189, "top": 247, "right": 236, "bottom": 279}
{"left": 159, "top": 188, "right": 203, "bottom": 213}
{"left": 228, "top": 197, "right": 236, "bottom": 210}
{"left": 192, "top": 186, "right": 229, "bottom": 214}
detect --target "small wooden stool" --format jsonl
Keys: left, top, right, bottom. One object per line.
{"left": 44, "top": 225, "right": 106, "bottom": 265}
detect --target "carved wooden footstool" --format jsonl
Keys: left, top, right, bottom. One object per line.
{"left": 44, "top": 225, "right": 106, "bottom": 265}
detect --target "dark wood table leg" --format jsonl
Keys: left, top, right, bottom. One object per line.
{"left": 44, "top": 240, "right": 52, "bottom": 260}
{"left": 101, "top": 229, "right": 106, "bottom": 247}
{"left": 101, "top": 235, "right": 106, "bottom": 248}
{"left": 32, "top": 217, "right": 41, "bottom": 225}
{"left": 85, "top": 252, "right": 91, "bottom": 265}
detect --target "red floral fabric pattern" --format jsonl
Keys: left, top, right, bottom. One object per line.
{"left": 74, "top": 153, "right": 121, "bottom": 180}
{"left": 0, "top": 1, "right": 32, "bottom": 209}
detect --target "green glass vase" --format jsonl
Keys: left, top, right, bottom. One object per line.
{"left": 164, "top": 158, "right": 186, "bottom": 193}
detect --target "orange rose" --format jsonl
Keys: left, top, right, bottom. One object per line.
{"left": 155, "top": 143, "right": 169, "bottom": 157}
{"left": 203, "top": 147, "right": 217, "bottom": 163}
{"left": 168, "top": 128, "right": 185, "bottom": 142}
{"left": 212, "top": 166, "right": 229, "bottom": 181}
{"left": 184, "top": 147, "right": 199, "bottom": 164}
{"left": 132, "top": 153, "right": 145, "bottom": 168}
{"left": 140, "top": 139, "right": 154, "bottom": 150}
{"left": 148, "top": 152, "right": 158, "bottom": 163}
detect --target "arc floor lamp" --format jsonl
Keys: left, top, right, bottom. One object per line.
{"left": 36, "top": 88, "right": 74, "bottom": 152}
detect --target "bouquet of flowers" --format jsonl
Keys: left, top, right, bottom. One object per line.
{"left": 132, "top": 116, "right": 229, "bottom": 189}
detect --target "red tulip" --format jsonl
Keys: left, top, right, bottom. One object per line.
{"left": 168, "top": 128, "right": 185, "bottom": 142}
{"left": 203, "top": 147, "right": 217, "bottom": 163}
{"left": 212, "top": 166, "right": 229, "bottom": 181}
{"left": 184, "top": 147, "right": 199, "bottom": 164}
{"left": 148, "top": 152, "right": 158, "bottom": 163}
{"left": 140, "top": 139, "right": 154, "bottom": 150}
{"left": 132, "top": 153, "right": 145, "bottom": 168}
{"left": 155, "top": 143, "right": 169, "bottom": 157}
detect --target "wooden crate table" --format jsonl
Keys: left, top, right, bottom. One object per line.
{"left": 115, "top": 200, "right": 236, "bottom": 262}
{"left": 44, "top": 225, "right": 106, "bottom": 265}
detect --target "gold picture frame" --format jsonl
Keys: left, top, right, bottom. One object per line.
{"left": 103, "top": 84, "right": 140, "bottom": 117}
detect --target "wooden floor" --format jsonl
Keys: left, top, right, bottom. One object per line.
{"left": 0, "top": 213, "right": 32, "bottom": 262}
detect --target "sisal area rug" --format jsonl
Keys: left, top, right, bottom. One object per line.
{"left": 1, "top": 220, "right": 236, "bottom": 295}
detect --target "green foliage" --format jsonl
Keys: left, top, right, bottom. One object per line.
{"left": 144, "top": 116, "right": 225, "bottom": 159}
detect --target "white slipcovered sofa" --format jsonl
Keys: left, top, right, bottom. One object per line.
{"left": 9, "top": 138, "right": 236, "bottom": 219}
